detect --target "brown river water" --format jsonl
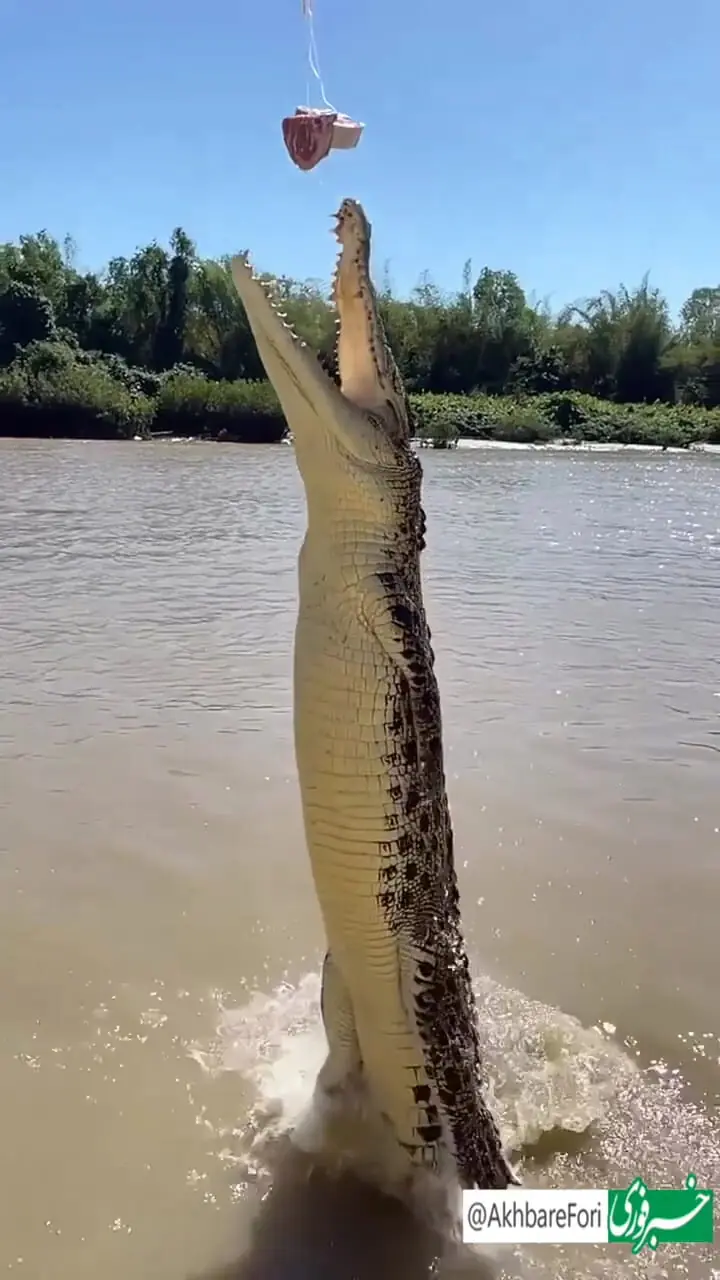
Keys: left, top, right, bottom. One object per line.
{"left": 0, "top": 438, "right": 718, "bottom": 1280}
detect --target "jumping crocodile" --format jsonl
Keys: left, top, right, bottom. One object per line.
{"left": 230, "top": 200, "right": 518, "bottom": 1218}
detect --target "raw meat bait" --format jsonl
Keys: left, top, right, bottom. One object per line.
{"left": 282, "top": 0, "right": 364, "bottom": 172}
{"left": 282, "top": 106, "right": 364, "bottom": 172}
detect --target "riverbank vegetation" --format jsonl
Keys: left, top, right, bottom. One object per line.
{"left": 1, "top": 228, "right": 719, "bottom": 446}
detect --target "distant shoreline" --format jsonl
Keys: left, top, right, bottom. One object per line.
{"left": 451, "top": 437, "right": 720, "bottom": 455}
{"left": 5, "top": 434, "right": 718, "bottom": 459}
{"left": 2, "top": 382, "right": 719, "bottom": 452}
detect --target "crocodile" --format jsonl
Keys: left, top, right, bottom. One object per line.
{"left": 230, "top": 200, "right": 518, "bottom": 1221}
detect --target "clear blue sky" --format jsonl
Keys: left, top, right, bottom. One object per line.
{"left": 1, "top": 0, "right": 717, "bottom": 315}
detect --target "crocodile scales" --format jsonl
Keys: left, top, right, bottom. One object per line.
{"left": 230, "top": 199, "right": 517, "bottom": 1213}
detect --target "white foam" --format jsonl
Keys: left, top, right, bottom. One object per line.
{"left": 190, "top": 971, "right": 618, "bottom": 1249}
{"left": 190, "top": 970, "right": 720, "bottom": 1278}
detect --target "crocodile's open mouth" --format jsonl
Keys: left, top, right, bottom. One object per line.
{"left": 230, "top": 252, "right": 325, "bottom": 367}
{"left": 230, "top": 220, "right": 348, "bottom": 419}
{"left": 330, "top": 198, "right": 371, "bottom": 310}
{"left": 329, "top": 199, "right": 395, "bottom": 418}
{"left": 231, "top": 199, "right": 371, "bottom": 395}
{"left": 230, "top": 200, "right": 409, "bottom": 461}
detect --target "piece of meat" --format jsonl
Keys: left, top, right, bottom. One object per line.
{"left": 282, "top": 107, "right": 363, "bottom": 171}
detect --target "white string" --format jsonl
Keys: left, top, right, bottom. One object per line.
{"left": 303, "top": 0, "right": 336, "bottom": 111}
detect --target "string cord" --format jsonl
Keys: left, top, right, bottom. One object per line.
{"left": 302, "top": 1, "right": 336, "bottom": 111}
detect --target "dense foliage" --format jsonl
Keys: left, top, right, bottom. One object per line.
{"left": 1, "top": 227, "right": 719, "bottom": 444}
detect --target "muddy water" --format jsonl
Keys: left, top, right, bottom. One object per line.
{"left": 0, "top": 438, "right": 718, "bottom": 1280}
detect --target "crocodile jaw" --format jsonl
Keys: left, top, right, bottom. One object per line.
{"left": 230, "top": 199, "right": 411, "bottom": 479}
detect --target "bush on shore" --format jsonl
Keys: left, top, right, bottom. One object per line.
{"left": 153, "top": 371, "right": 283, "bottom": 442}
{"left": 409, "top": 390, "right": 720, "bottom": 448}
{"left": 0, "top": 341, "right": 285, "bottom": 443}
{"left": 1, "top": 340, "right": 719, "bottom": 448}
{"left": 0, "top": 340, "right": 152, "bottom": 439}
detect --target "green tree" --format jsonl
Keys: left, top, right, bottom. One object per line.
{"left": 0, "top": 281, "right": 56, "bottom": 363}
{"left": 679, "top": 286, "right": 720, "bottom": 344}
{"left": 559, "top": 276, "right": 672, "bottom": 402}
{"left": 1, "top": 220, "right": 719, "bottom": 421}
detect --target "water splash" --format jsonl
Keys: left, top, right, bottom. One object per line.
{"left": 191, "top": 971, "right": 635, "bottom": 1159}
{"left": 189, "top": 971, "right": 719, "bottom": 1278}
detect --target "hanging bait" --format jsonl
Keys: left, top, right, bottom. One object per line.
{"left": 282, "top": 0, "right": 364, "bottom": 171}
